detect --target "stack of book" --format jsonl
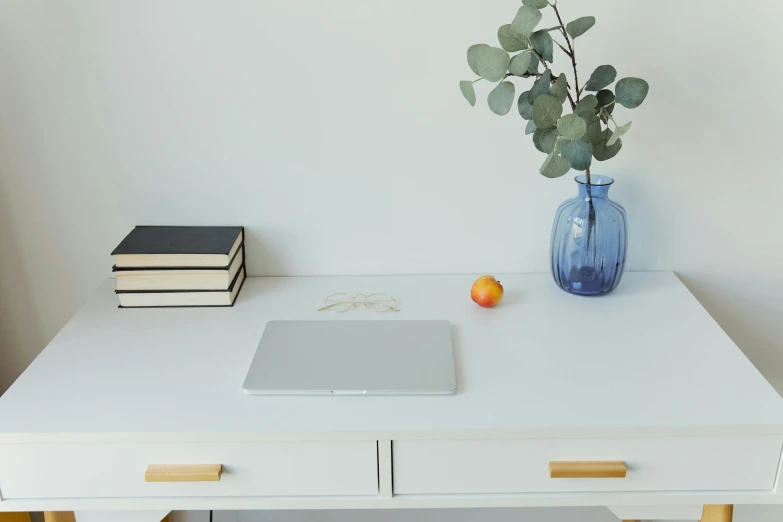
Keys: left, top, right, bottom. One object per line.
{"left": 111, "top": 226, "right": 246, "bottom": 308}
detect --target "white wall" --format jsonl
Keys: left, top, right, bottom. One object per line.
{"left": 1, "top": 1, "right": 782, "bottom": 393}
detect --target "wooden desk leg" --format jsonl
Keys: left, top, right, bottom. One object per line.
{"left": 43, "top": 513, "right": 76, "bottom": 522}
{"left": 701, "top": 505, "right": 733, "bottom": 522}
{"left": 0, "top": 513, "right": 32, "bottom": 522}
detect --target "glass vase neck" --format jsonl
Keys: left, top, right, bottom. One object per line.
{"left": 575, "top": 174, "right": 613, "bottom": 199}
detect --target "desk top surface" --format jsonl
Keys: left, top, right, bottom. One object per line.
{"left": 2, "top": 272, "right": 782, "bottom": 441}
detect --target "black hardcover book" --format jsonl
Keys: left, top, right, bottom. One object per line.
{"left": 112, "top": 242, "right": 244, "bottom": 272}
{"left": 117, "top": 264, "right": 246, "bottom": 308}
{"left": 114, "top": 245, "right": 245, "bottom": 292}
{"left": 112, "top": 226, "right": 244, "bottom": 268}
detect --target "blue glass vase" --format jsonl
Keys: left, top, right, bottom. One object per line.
{"left": 550, "top": 174, "right": 627, "bottom": 296}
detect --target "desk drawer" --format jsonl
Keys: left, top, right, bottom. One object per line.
{"left": 0, "top": 441, "right": 378, "bottom": 499}
{"left": 392, "top": 436, "right": 783, "bottom": 494}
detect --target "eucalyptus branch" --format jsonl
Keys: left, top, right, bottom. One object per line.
{"left": 554, "top": 40, "right": 572, "bottom": 58}
{"left": 564, "top": 84, "right": 576, "bottom": 111}
{"left": 505, "top": 71, "right": 542, "bottom": 80}
{"left": 550, "top": 3, "right": 582, "bottom": 102}
{"left": 529, "top": 48, "right": 550, "bottom": 72}
{"left": 458, "top": 1, "right": 651, "bottom": 180}
{"left": 550, "top": 2, "right": 587, "bottom": 183}
{"left": 529, "top": 47, "right": 576, "bottom": 111}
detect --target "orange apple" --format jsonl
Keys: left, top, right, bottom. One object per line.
{"left": 471, "top": 275, "right": 504, "bottom": 308}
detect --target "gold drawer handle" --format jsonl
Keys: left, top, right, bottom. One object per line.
{"left": 548, "top": 461, "right": 626, "bottom": 478}
{"left": 145, "top": 464, "right": 223, "bottom": 482}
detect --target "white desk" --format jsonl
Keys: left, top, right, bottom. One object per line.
{"left": 1, "top": 273, "right": 782, "bottom": 522}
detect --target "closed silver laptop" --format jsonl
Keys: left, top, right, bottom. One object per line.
{"left": 243, "top": 320, "right": 456, "bottom": 395}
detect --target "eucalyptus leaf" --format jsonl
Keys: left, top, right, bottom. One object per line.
{"left": 600, "top": 105, "right": 614, "bottom": 123}
{"left": 574, "top": 94, "right": 598, "bottom": 113}
{"left": 508, "top": 52, "right": 533, "bottom": 76}
{"left": 566, "top": 16, "right": 596, "bottom": 39}
{"left": 596, "top": 90, "right": 615, "bottom": 123}
{"left": 615, "top": 77, "right": 649, "bottom": 108}
{"left": 518, "top": 90, "right": 533, "bottom": 119}
{"left": 511, "top": 5, "right": 542, "bottom": 37}
{"left": 527, "top": 53, "right": 540, "bottom": 75}
{"left": 522, "top": 0, "right": 548, "bottom": 8}
{"left": 596, "top": 89, "right": 615, "bottom": 109}
{"left": 532, "top": 127, "right": 548, "bottom": 153}
{"left": 550, "top": 73, "right": 568, "bottom": 103}
{"left": 527, "top": 69, "right": 551, "bottom": 104}
{"left": 540, "top": 153, "right": 571, "bottom": 178}
{"left": 534, "top": 127, "right": 560, "bottom": 153}
{"left": 467, "top": 44, "right": 489, "bottom": 76}
{"left": 525, "top": 120, "right": 537, "bottom": 135}
{"left": 599, "top": 107, "right": 615, "bottom": 125}
{"left": 607, "top": 120, "right": 632, "bottom": 146}
{"left": 539, "top": 152, "right": 553, "bottom": 170}
{"left": 533, "top": 129, "right": 544, "bottom": 153}
{"left": 532, "top": 94, "right": 563, "bottom": 129}
{"left": 561, "top": 140, "right": 593, "bottom": 171}
{"left": 530, "top": 30, "right": 554, "bottom": 63}
{"left": 579, "top": 110, "right": 603, "bottom": 144}
{"left": 459, "top": 81, "right": 477, "bottom": 106}
{"left": 487, "top": 81, "right": 515, "bottom": 115}
{"left": 584, "top": 65, "right": 617, "bottom": 91}
{"left": 467, "top": 44, "right": 510, "bottom": 82}
{"left": 593, "top": 128, "right": 623, "bottom": 161}
{"left": 557, "top": 113, "right": 587, "bottom": 140}
{"left": 498, "top": 24, "right": 528, "bottom": 52}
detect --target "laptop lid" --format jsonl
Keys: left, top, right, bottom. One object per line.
{"left": 243, "top": 320, "right": 456, "bottom": 395}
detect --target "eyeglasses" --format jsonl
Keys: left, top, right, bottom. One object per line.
{"left": 318, "top": 293, "right": 400, "bottom": 313}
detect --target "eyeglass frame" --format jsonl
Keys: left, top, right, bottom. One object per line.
{"left": 317, "top": 292, "right": 400, "bottom": 313}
